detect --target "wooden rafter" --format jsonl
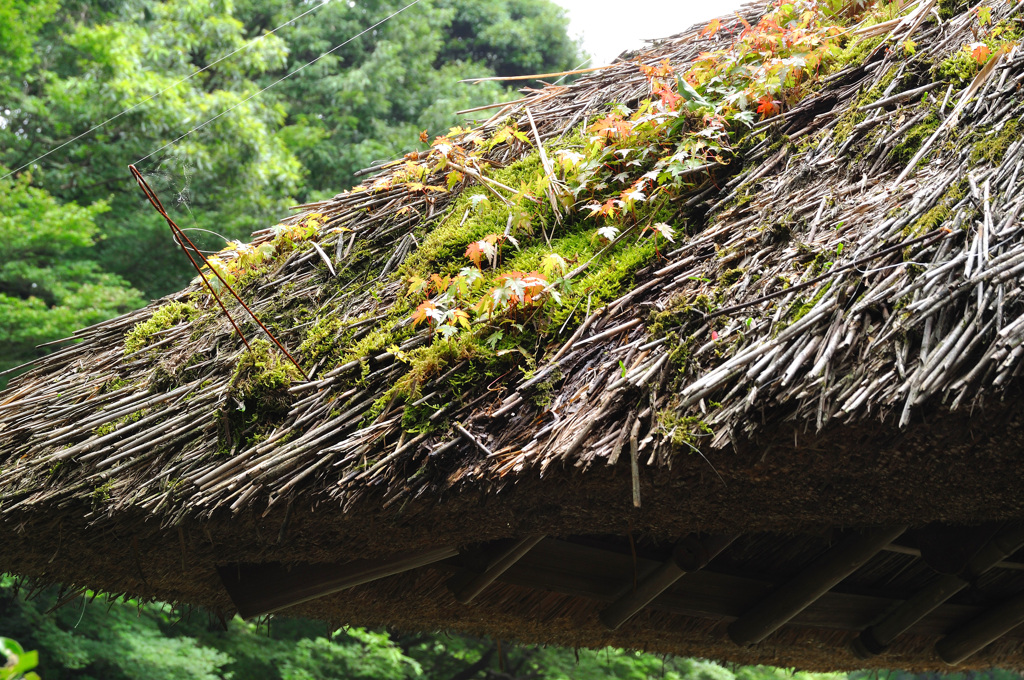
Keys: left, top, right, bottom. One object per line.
{"left": 727, "top": 527, "right": 908, "bottom": 646}
{"left": 852, "top": 525, "right": 1024, "bottom": 658}
{"left": 219, "top": 546, "right": 458, "bottom": 619}
{"left": 936, "top": 591, "right": 1024, "bottom": 665}
{"left": 447, "top": 535, "right": 546, "bottom": 604}
{"left": 600, "top": 534, "right": 737, "bottom": 630}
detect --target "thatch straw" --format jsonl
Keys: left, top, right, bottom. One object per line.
{"left": 6, "top": 0, "right": 1024, "bottom": 669}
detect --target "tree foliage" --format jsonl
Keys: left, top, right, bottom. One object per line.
{"left": 0, "top": 166, "right": 144, "bottom": 376}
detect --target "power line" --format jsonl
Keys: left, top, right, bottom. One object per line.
{"left": 134, "top": 0, "right": 424, "bottom": 167}
{"left": 0, "top": 0, "right": 331, "bottom": 182}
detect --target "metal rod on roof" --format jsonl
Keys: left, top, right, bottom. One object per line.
{"left": 128, "top": 165, "right": 309, "bottom": 379}
{"left": 935, "top": 590, "right": 1024, "bottom": 665}
{"left": 600, "top": 534, "right": 737, "bottom": 631}
{"left": 852, "top": 525, "right": 1024, "bottom": 658}
{"left": 128, "top": 164, "right": 252, "bottom": 354}
{"left": 728, "top": 526, "right": 908, "bottom": 646}
{"left": 448, "top": 535, "right": 546, "bottom": 604}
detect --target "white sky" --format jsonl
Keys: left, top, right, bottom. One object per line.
{"left": 551, "top": 0, "right": 747, "bottom": 66}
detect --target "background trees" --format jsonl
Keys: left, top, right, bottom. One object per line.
{"left": 0, "top": 0, "right": 582, "bottom": 377}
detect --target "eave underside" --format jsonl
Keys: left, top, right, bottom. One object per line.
{"left": 5, "top": 401, "right": 1024, "bottom": 669}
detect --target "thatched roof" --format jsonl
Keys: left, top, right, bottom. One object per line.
{"left": 5, "top": 0, "right": 1024, "bottom": 670}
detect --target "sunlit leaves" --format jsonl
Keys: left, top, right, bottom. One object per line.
{"left": 465, "top": 235, "right": 501, "bottom": 269}
{"left": 465, "top": 241, "right": 487, "bottom": 269}
{"left": 587, "top": 199, "right": 620, "bottom": 219}
{"left": 970, "top": 42, "right": 992, "bottom": 64}
{"left": 407, "top": 275, "right": 429, "bottom": 296}
{"left": 473, "top": 271, "right": 551, "bottom": 317}
{"left": 446, "top": 170, "right": 464, "bottom": 190}
{"left": 458, "top": 266, "right": 483, "bottom": 291}
{"left": 700, "top": 18, "right": 722, "bottom": 38}
{"left": 648, "top": 222, "right": 676, "bottom": 242}
{"left": 756, "top": 96, "right": 779, "bottom": 117}
{"left": 540, "top": 253, "right": 568, "bottom": 278}
{"left": 589, "top": 113, "right": 633, "bottom": 139}
{"left": 482, "top": 124, "right": 532, "bottom": 151}
{"left": 412, "top": 300, "right": 440, "bottom": 326}
{"left": 397, "top": 0, "right": 860, "bottom": 348}
{"left": 555, "top": 149, "right": 584, "bottom": 170}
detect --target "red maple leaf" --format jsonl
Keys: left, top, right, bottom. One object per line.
{"left": 654, "top": 84, "right": 682, "bottom": 110}
{"left": 970, "top": 43, "right": 991, "bottom": 65}
{"left": 588, "top": 114, "right": 632, "bottom": 139}
{"left": 596, "top": 198, "right": 618, "bottom": 218}
{"left": 412, "top": 301, "right": 437, "bottom": 326}
{"left": 756, "top": 96, "right": 779, "bottom": 117}
{"left": 700, "top": 18, "right": 722, "bottom": 38}
{"left": 465, "top": 241, "right": 485, "bottom": 269}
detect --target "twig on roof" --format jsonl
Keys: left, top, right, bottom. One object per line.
{"left": 460, "top": 64, "right": 622, "bottom": 84}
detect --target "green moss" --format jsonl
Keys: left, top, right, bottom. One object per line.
{"left": 124, "top": 301, "right": 198, "bottom": 355}
{"left": 659, "top": 411, "right": 713, "bottom": 448}
{"left": 229, "top": 339, "right": 302, "bottom": 416}
{"left": 528, "top": 368, "right": 563, "bottom": 407}
{"left": 833, "top": 107, "right": 867, "bottom": 147}
{"left": 648, "top": 295, "right": 716, "bottom": 338}
{"left": 362, "top": 392, "right": 395, "bottom": 427}
{"left": 991, "top": 19, "right": 1023, "bottom": 43}
{"left": 298, "top": 316, "right": 345, "bottom": 367}
{"left": 828, "top": 35, "right": 884, "bottom": 77}
{"left": 936, "top": 48, "right": 980, "bottom": 85}
{"left": 218, "top": 340, "right": 302, "bottom": 454}
{"left": 403, "top": 155, "right": 548, "bottom": 274}
{"left": 832, "top": 68, "right": 900, "bottom": 147}
{"left": 101, "top": 377, "right": 131, "bottom": 393}
{"left": 971, "top": 120, "right": 1020, "bottom": 164}
{"left": 91, "top": 480, "right": 115, "bottom": 504}
{"left": 344, "top": 322, "right": 411, "bottom": 368}
{"left": 93, "top": 409, "right": 148, "bottom": 437}
{"left": 938, "top": 0, "right": 968, "bottom": 20}
{"left": 400, "top": 402, "right": 442, "bottom": 433}
{"left": 786, "top": 281, "right": 832, "bottom": 324}
{"left": 718, "top": 268, "right": 745, "bottom": 286}
{"left": 889, "top": 112, "right": 939, "bottom": 165}
{"left": 904, "top": 179, "right": 967, "bottom": 237}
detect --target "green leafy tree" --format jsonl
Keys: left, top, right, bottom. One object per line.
{"left": 434, "top": 0, "right": 582, "bottom": 79}
{"left": 0, "top": 0, "right": 59, "bottom": 90}
{"left": 0, "top": 0, "right": 584, "bottom": 372}
{"left": 0, "top": 166, "right": 143, "bottom": 377}
{"left": 1, "top": 0, "right": 303, "bottom": 298}
{"left": 4, "top": 580, "right": 1022, "bottom": 680}
{"left": 237, "top": 0, "right": 582, "bottom": 199}
{"left": 0, "top": 581, "right": 419, "bottom": 680}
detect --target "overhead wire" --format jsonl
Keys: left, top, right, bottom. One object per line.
{"left": 134, "top": 0, "right": 424, "bottom": 167}
{"left": 1, "top": 0, "right": 332, "bottom": 182}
